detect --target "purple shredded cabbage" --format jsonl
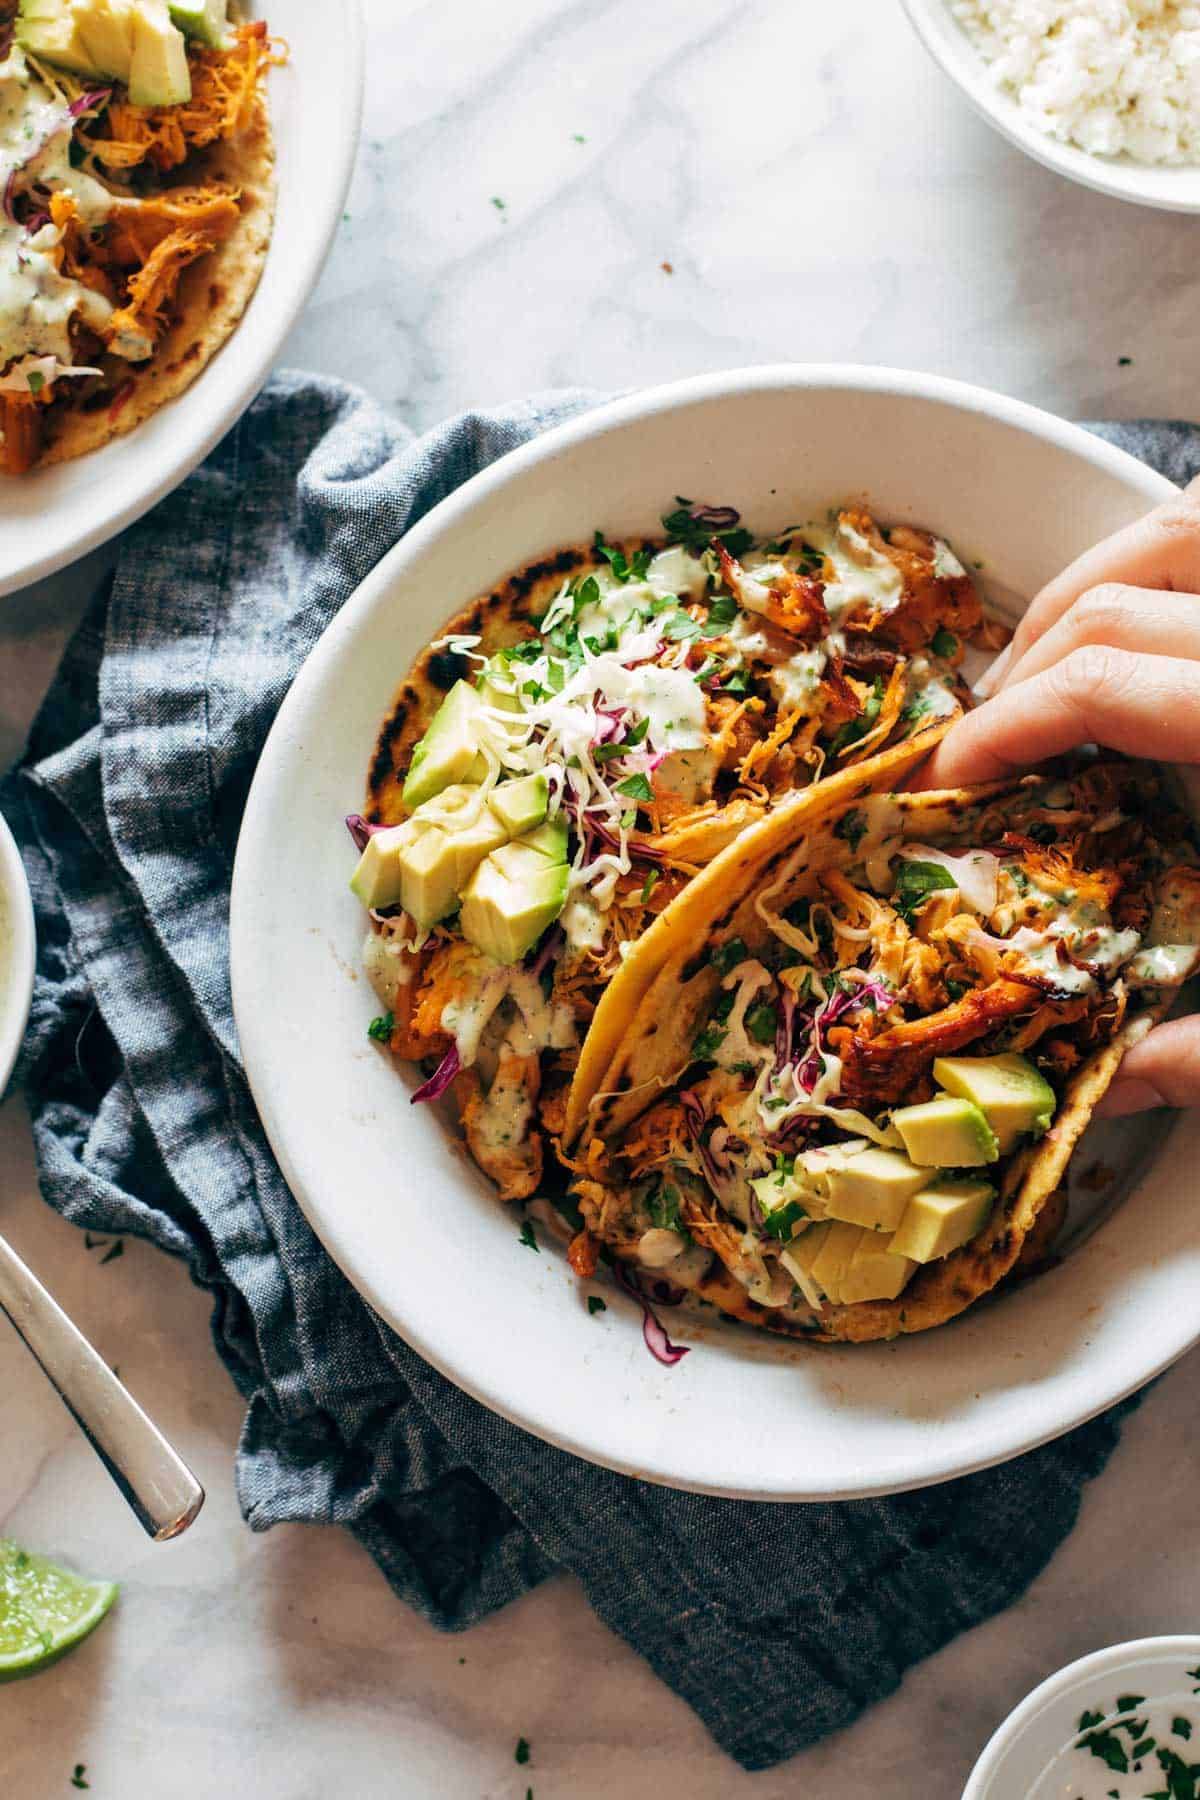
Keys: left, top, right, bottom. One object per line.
{"left": 615, "top": 1264, "right": 690, "bottom": 1366}
{"left": 68, "top": 86, "right": 112, "bottom": 118}
{"left": 689, "top": 503, "right": 741, "bottom": 530}
{"left": 527, "top": 925, "right": 564, "bottom": 980}
{"left": 345, "top": 813, "right": 386, "bottom": 852}
{"left": 410, "top": 1044, "right": 461, "bottom": 1104}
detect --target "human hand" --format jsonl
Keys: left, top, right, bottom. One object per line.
{"left": 915, "top": 479, "right": 1200, "bottom": 1115}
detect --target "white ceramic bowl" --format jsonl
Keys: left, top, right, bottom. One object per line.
{"left": 231, "top": 363, "right": 1199, "bottom": 1501}
{"left": 0, "top": 0, "right": 365, "bottom": 598}
{"left": 901, "top": 0, "right": 1200, "bottom": 214}
{"left": 965, "top": 1636, "right": 1200, "bottom": 1796}
{"left": 0, "top": 808, "right": 35, "bottom": 1096}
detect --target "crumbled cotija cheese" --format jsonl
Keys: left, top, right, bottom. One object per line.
{"left": 950, "top": 0, "right": 1200, "bottom": 164}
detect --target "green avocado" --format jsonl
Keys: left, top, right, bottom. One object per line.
{"left": 837, "top": 1231, "right": 916, "bottom": 1305}
{"left": 398, "top": 791, "right": 508, "bottom": 928}
{"left": 348, "top": 822, "right": 416, "bottom": 911}
{"left": 890, "top": 1178, "right": 995, "bottom": 1264}
{"left": 892, "top": 1095, "right": 998, "bottom": 1168}
{"left": 23, "top": 0, "right": 193, "bottom": 100}
{"left": 128, "top": 2, "right": 191, "bottom": 105}
{"left": 15, "top": 0, "right": 102, "bottom": 75}
{"left": 517, "top": 815, "right": 568, "bottom": 864}
{"left": 487, "top": 772, "right": 549, "bottom": 838}
{"left": 823, "top": 1147, "right": 929, "bottom": 1233}
{"left": 475, "top": 654, "right": 525, "bottom": 716}
{"left": 932, "top": 1053, "right": 1056, "bottom": 1155}
{"left": 168, "top": 0, "right": 226, "bottom": 45}
{"left": 460, "top": 839, "right": 569, "bottom": 965}
{"left": 403, "top": 681, "right": 488, "bottom": 811}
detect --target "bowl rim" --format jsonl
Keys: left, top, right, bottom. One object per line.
{"left": 964, "top": 1634, "right": 1200, "bottom": 1796}
{"left": 0, "top": 808, "right": 35, "bottom": 1097}
{"left": 899, "top": 0, "right": 1200, "bottom": 215}
{"left": 0, "top": 0, "right": 367, "bottom": 599}
{"left": 231, "top": 361, "right": 1191, "bottom": 1500}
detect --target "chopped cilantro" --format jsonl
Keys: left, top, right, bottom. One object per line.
{"left": 515, "top": 1737, "right": 531, "bottom": 1765}
{"left": 930, "top": 625, "right": 958, "bottom": 659}
{"left": 71, "top": 1769, "right": 89, "bottom": 1791}
{"left": 707, "top": 592, "right": 738, "bottom": 627}
{"left": 518, "top": 1220, "right": 539, "bottom": 1253}
{"left": 828, "top": 675, "right": 884, "bottom": 757}
{"left": 593, "top": 531, "right": 652, "bottom": 584}
{"left": 745, "top": 1002, "right": 777, "bottom": 1044}
{"left": 834, "top": 808, "right": 866, "bottom": 851}
{"left": 27, "top": 369, "right": 45, "bottom": 396}
{"left": 626, "top": 717, "right": 649, "bottom": 745}
{"left": 491, "top": 195, "right": 507, "bottom": 212}
{"left": 661, "top": 498, "right": 753, "bottom": 559}
{"left": 1118, "top": 354, "right": 1133, "bottom": 366}
{"left": 901, "top": 690, "right": 935, "bottom": 726}
{"left": 691, "top": 1022, "right": 727, "bottom": 1062}
{"left": 1074, "top": 1723, "right": 1128, "bottom": 1773}
{"left": 761, "top": 1199, "right": 807, "bottom": 1241}
{"left": 1117, "top": 1695, "right": 1147, "bottom": 1714}
{"left": 662, "top": 610, "right": 702, "bottom": 642}
{"left": 710, "top": 937, "right": 747, "bottom": 976}
{"left": 648, "top": 1182, "right": 686, "bottom": 1234}
{"left": 572, "top": 131, "right": 586, "bottom": 143}
{"left": 1176, "top": 1718, "right": 1194, "bottom": 1741}
{"left": 99, "top": 1240, "right": 124, "bottom": 1265}
{"left": 640, "top": 868, "right": 660, "bottom": 905}
{"left": 587, "top": 1295, "right": 606, "bottom": 1315}
{"left": 615, "top": 773, "right": 654, "bottom": 803}
{"left": 367, "top": 1013, "right": 395, "bottom": 1042}
{"left": 945, "top": 978, "right": 968, "bottom": 1001}
{"left": 721, "top": 668, "right": 749, "bottom": 694}
{"left": 893, "top": 859, "right": 957, "bottom": 921}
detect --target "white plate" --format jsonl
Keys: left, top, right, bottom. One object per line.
{"left": 0, "top": 807, "right": 34, "bottom": 1095}
{"left": 231, "top": 364, "right": 1200, "bottom": 1501}
{"left": 901, "top": 0, "right": 1200, "bottom": 214}
{"left": 0, "top": 0, "right": 365, "bottom": 598}
{"left": 964, "top": 1635, "right": 1200, "bottom": 1796}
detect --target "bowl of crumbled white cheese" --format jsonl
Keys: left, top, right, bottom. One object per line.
{"left": 901, "top": 0, "right": 1200, "bottom": 211}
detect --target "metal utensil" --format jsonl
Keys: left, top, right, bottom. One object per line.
{"left": 0, "top": 1231, "right": 204, "bottom": 1540}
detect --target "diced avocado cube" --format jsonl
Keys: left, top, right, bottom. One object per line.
{"left": 403, "top": 681, "right": 488, "bottom": 811}
{"left": 475, "top": 654, "right": 525, "bottom": 715}
{"left": 892, "top": 1095, "right": 998, "bottom": 1168}
{"left": 460, "top": 842, "right": 569, "bottom": 965}
{"left": 932, "top": 1053, "right": 1056, "bottom": 1155}
{"left": 128, "top": 1, "right": 191, "bottom": 104}
{"left": 16, "top": 0, "right": 101, "bottom": 74}
{"left": 780, "top": 1221, "right": 829, "bottom": 1289}
{"left": 74, "top": 0, "right": 138, "bottom": 76}
{"left": 808, "top": 1220, "right": 866, "bottom": 1304}
{"left": 837, "top": 1233, "right": 917, "bottom": 1305}
{"left": 890, "top": 1179, "right": 995, "bottom": 1265}
{"left": 518, "top": 815, "right": 568, "bottom": 864}
{"left": 348, "top": 822, "right": 414, "bottom": 910}
{"left": 823, "top": 1147, "right": 929, "bottom": 1233}
{"left": 395, "top": 826, "right": 460, "bottom": 928}
{"left": 487, "top": 772, "right": 549, "bottom": 838}
{"left": 168, "top": 0, "right": 227, "bottom": 45}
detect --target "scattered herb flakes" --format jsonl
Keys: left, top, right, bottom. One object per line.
{"left": 515, "top": 1737, "right": 531, "bottom": 1765}
{"left": 572, "top": 131, "right": 586, "bottom": 142}
{"left": 833, "top": 808, "right": 866, "bottom": 851}
{"left": 893, "top": 858, "right": 957, "bottom": 921}
{"left": 1075, "top": 1722, "right": 1129, "bottom": 1773}
{"left": 367, "top": 1012, "right": 394, "bottom": 1042}
{"left": 1176, "top": 1718, "right": 1194, "bottom": 1741}
{"left": 490, "top": 195, "right": 507, "bottom": 212}
{"left": 99, "top": 1240, "right": 124, "bottom": 1265}
{"left": 518, "top": 1219, "right": 539, "bottom": 1253}
{"left": 931, "top": 625, "right": 958, "bottom": 659}
{"left": 1118, "top": 1695, "right": 1148, "bottom": 1714}
{"left": 587, "top": 1295, "right": 606, "bottom": 1315}
{"left": 70, "top": 1770, "right": 89, "bottom": 1792}
{"left": 710, "top": 936, "right": 747, "bottom": 976}
{"left": 640, "top": 868, "right": 660, "bottom": 905}
{"left": 1118, "top": 354, "right": 1133, "bottom": 366}
{"left": 27, "top": 369, "right": 45, "bottom": 396}
{"left": 1131, "top": 1735, "right": 1157, "bottom": 1758}
{"left": 527, "top": 1790, "right": 533, "bottom": 1800}
{"left": 615, "top": 772, "right": 654, "bottom": 803}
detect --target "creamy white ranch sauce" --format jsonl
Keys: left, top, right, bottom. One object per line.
{"left": 798, "top": 517, "right": 904, "bottom": 622}
{"left": 1028, "top": 1689, "right": 1200, "bottom": 1798}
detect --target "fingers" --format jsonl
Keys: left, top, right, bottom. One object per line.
{"left": 996, "top": 585, "right": 1200, "bottom": 692}
{"left": 915, "top": 646, "right": 1200, "bottom": 789}
{"left": 1096, "top": 1016, "right": 1200, "bottom": 1116}
{"left": 986, "top": 482, "right": 1200, "bottom": 685}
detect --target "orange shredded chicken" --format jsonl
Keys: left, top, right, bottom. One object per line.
{"left": 93, "top": 25, "right": 280, "bottom": 172}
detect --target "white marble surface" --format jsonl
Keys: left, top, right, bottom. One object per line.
{"left": 3, "top": 0, "right": 1200, "bottom": 1793}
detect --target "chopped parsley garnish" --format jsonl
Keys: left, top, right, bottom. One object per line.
{"left": 367, "top": 1013, "right": 394, "bottom": 1042}
{"left": 587, "top": 1295, "right": 606, "bottom": 1315}
{"left": 648, "top": 1182, "right": 686, "bottom": 1234}
{"left": 515, "top": 1738, "right": 531, "bottom": 1765}
{"left": 707, "top": 592, "right": 738, "bottom": 627}
{"left": 593, "top": 531, "right": 652, "bottom": 584}
{"left": 491, "top": 195, "right": 507, "bottom": 212}
{"left": 662, "top": 610, "right": 702, "bottom": 642}
{"left": 901, "top": 690, "right": 935, "bottom": 726}
{"left": 761, "top": 1199, "right": 807, "bottom": 1240}
{"left": 661, "top": 497, "right": 754, "bottom": 560}
{"left": 720, "top": 668, "right": 749, "bottom": 694}
{"left": 945, "top": 978, "right": 968, "bottom": 1001}
{"left": 1176, "top": 1718, "right": 1194, "bottom": 1741}
{"left": 893, "top": 859, "right": 957, "bottom": 921}
{"left": 834, "top": 808, "right": 866, "bottom": 850}
{"left": 626, "top": 716, "right": 650, "bottom": 746}
{"left": 692, "top": 1022, "right": 727, "bottom": 1062}
{"left": 518, "top": 1220, "right": 539, "bottom": 1253}
{"left": 1074, "top": 1722, "right": 1128, "bottom": 1773}
{"left": 27, "top": 369, "right": 45, "bottom": 396}
{"left": 615, "top": 772, "right": 654, "bottom": 803}
{"left": 71, "top": 1769, "right": 89, "bottom": 1791}
{"left": 1117, "top": 1695, "right": 1147, "bottom": 1714}
{"left": 710, "top": 936, "right": 747, "bottom": 976}
{"left": 640, "top": 868, "right": 660, "bottom": 904}
{"left": 745, "top": 1002, "right": 777, "bottom": 1044}
{"left": 930, "top": 625, "right": 958, "bottom": 659}
{"left": 828, "top": 676, "right": 883, "bottom": 757}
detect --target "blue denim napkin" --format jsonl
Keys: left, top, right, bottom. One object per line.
{"left": 5, "top": 376, "right": 1197, "bottom": 1771}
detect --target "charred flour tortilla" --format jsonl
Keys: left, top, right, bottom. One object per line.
{"left": 569, "top": 761, "right": 1200, "bottom": 1344}
{"left": 356, "top": 504, "right": 987, "bottom": 1211}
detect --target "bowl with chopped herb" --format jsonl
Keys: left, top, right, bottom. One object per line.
{"left": 964, "top": 1636, "right": 1200, "bottom": 1798}
{"left": 232, "top": 363, "right": 1200, "bottom": 1500}
{"left": 901, "top": 0, "right": 1200, "bottom": 213}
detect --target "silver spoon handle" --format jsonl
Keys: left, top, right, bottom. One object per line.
{"left": 0, "top": 1230, "right": 204, "bottom": 1540}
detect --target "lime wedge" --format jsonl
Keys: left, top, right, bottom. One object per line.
{"left": 0, "top": 1540, "right": 117, "bottom": 1682}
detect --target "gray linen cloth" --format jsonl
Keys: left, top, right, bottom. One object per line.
{"left": 4, "top": 375, "right": 1197, "bottom": 1771}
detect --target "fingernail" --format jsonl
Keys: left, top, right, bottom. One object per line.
{"left": 973, "top": 643, "right": 1013, "bottom": 699}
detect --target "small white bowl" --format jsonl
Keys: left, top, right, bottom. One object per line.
{"left": 0, "top": 808, "right": 34, "bottom": 1095}
{"left": 901, "top": 0, "right": 1200, "bottom": 214}
{"left": 965, "top": 1636, "right": 1200, "bottom": 1796}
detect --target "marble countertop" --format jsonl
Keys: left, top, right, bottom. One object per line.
{"left": 4, "top": 1, "right": 1200, "bottom": 1793}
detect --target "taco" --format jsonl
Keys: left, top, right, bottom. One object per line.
{"left": 566, "top": 759, "right": 1200, "bottom": 1342}
{"left": 0, "top": 0, "right": 280, "bottom": 473}
{"left": 349, "top": 500, "right": 1003, "bottom": 1205}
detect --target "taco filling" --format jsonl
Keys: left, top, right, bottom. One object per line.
{"left": 571, "top": 760, "right": 1200, "bottom": 1341}
{"left": 0, "top": 0, "right": 280, "bottom": 472}
{"left": 351, "top": 502, "right": 1004, "bottom": 1204}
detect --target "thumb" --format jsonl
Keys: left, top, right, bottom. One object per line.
{"left": 1096, "top": 1016, "right": 1200, "bottom": 1117}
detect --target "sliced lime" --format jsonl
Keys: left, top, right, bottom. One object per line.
{"left": 0, "top": 1540, "right": 117, "bottom": 1682}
